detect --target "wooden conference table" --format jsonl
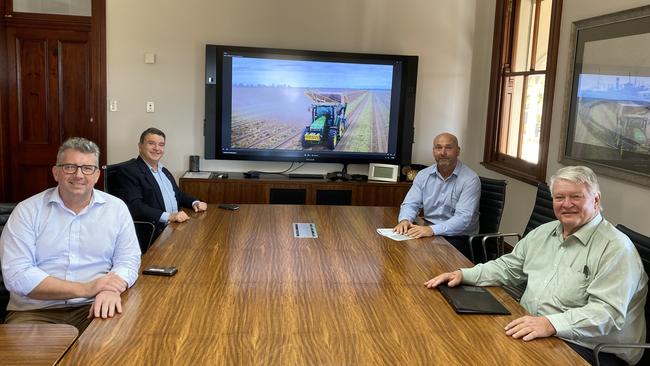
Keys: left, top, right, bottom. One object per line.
{"left": 59, "top": 205, "right": 587, "bottom": 365}
{"left": 0, "top": 324, "right": 78, "bottom": 365}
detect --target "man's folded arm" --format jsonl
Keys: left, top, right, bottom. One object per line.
{"left": 398, "top": 175, "right": 425, "bottom": 223}
{"left": 109, "top": 205, "right": 142, "bottom": 288}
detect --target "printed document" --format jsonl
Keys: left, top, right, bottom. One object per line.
{"left": 376, "top": 228, "right": 411, "bottom": 241}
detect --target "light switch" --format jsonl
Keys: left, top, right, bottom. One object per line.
{"left": 146, "top": 101, "right": 155, "bottom": 113}
{"left": 144, "top": 53, "right": 156, "bottom": 64}
{"left": 109, "top": 100, "right": 118, "bottom": 112}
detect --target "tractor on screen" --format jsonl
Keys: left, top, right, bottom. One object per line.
{"left": 301, "top": 92, "right": 347, "bottom": 150}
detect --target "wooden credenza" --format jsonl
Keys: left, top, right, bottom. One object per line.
{"left": 179, "top": 173, "right": 412, "bottom": 206}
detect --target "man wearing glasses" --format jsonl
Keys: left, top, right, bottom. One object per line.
{"left": 425, "top": 166, "right": 647, "bottom": 366}
{"left": 0, "top": 138, "right": 141, "bottom": 332}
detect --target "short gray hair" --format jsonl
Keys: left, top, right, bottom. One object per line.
{"left": 56, "top": 137, "right": 100, "bottom": 166}
{"left": 550, "top": 166, "right": 600, "bottom": 196}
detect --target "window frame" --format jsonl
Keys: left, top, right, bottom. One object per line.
{"left": 483, "top": 0, "right": 563, "bottom": 185}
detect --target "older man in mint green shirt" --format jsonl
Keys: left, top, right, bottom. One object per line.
{"left": 425, "top": 166, "right": 647, "bottom": 365}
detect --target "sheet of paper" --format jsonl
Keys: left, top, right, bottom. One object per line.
{"left": 183, "top": 171, "right": 212, "bottom": 179}
{"left": 376, "top": 228, "right": 411, "bottom": 241}
{"left": 293, "top": 223, "right": 318, "bottom": 238}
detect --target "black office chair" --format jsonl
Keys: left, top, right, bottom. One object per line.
{"left": 0, "top": 203, "right": 17, "bottom": 323}
{"left": 103, "top": 163, "right": 156, "bottom": 253}
{"left": 478, "top": 182, "right": 554, "bottom": 301}
{"left": 593, "top": 224, "right": 650, "bottom": 366}
{"left": 467, "top": 177, "right": 507, "bottom": 263}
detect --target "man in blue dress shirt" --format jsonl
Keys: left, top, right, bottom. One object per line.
{"left": 0, "top": 138, "right": 141, "bottom": 332}
{"left": 393, "top": 132, "right": 480, "bottom": 256}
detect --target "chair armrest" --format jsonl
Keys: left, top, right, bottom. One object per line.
{"left": 481, "top": 233, "right": 522, "bottom": 262}
{"left": 594, "top": 342, "right": 650, "bottom": 366}
{"left": 133, "top": 221, "right": 156, "bottom": 253}
{"left": 467, "top": 233, "right": 501, "bottom": 263}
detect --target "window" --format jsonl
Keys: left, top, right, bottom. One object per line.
{"left": 483, "top": 0, "right": 562, "bottom": 184}
{"left": 12, "top": 0, "right": 91, "bottom": 16}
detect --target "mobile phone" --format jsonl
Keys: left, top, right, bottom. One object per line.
{"left": 218, "top": 203, "right": 239, "bottom": 211}
{"left": 142, "top": 266, "right": 178, "bottom": 276}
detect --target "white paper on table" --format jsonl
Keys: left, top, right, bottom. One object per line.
{"left": 376, "top": 228, "right": 411, "bottom": 241}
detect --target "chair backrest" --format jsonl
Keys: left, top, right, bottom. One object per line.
{"left": 0, "top": 203, "right": 17, "bottom": 323}
{"left": 478, "top": 177, "right": 507, "bottom": 234}
{"left": 0, "top": 203, "right": 17, "bottom": 232}
{"left": 523, "top": 182, "right": 554, "bottom": 236}
{"left": 501, "top": 183, "right": 553, "bottom": 301}
{"left": 102, "top": 161, "right": 156, "bottom": 253}
{"left": 103, "top": 160, "right": 133, "bottom": 196}
{"left": 615, "top": 224, "right": 650, "bottom": 364}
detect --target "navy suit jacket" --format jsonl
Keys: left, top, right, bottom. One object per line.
{"left": 116, "top": 156, "right": 197, "bottom": 239}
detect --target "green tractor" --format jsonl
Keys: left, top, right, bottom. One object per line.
{"left": 301, "top": 102, "right": 347, "bottom": 150}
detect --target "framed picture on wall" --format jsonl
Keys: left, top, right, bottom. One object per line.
{"left": 560, "top": 5, "right": 650, "bottom": 186}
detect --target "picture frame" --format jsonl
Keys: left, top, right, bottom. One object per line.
{"left": 368, "top": 163, "right": 399, "bottom": 182}
{"left": 560, "top": 5, "right": 650, "bottom": 186}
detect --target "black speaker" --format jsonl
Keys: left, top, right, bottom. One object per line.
{"left": 204, "top": 45, "right": 218, "bottom": 159}
{"left": 189, "top": 155, "right": 200, "bottom": 172}
{"left": 315, "top": 189, "right": 352, "bottom": 205}
{"left": 398, "top": 56, "right": 418, "bottom": 166}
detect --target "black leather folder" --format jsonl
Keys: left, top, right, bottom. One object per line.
{"left": 438, "top": 285, "right": 510, "bottom": 315}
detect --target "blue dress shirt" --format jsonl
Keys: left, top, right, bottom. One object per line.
{"left": 398, "top": 161, "right": 480, "bottom": 236}
{"left": 0, "top": 187, "right": 141, "bottom": 311}
{"left": 144, "top": 161, "right": 179, "bottom": 223}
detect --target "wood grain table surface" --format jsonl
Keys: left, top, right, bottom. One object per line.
{"left": 0, "top": 324, "right": 78, "bottom": 365}
{"left": 59, "top": 204, "right": 587, "bottom": 365}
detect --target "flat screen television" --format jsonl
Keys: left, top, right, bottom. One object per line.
{"left": 204, "top": 44, "right": 418, "bottom": 165}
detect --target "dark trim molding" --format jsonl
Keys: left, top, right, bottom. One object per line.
{"left": 483, "top": 0, "right": 563, "bottom": 185}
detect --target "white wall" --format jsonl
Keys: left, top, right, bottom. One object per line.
{"left": 106, "top": 0, "right": 478, "bottom": 176}
{"left": 465, "top": 0, "right": 650, "bottom": 236}
{"left": 107, "top": 0, "right": 650, "bottom": 236}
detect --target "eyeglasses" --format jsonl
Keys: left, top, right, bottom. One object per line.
{"left": 57, "top": 164, "right": 99, "bottom": 175}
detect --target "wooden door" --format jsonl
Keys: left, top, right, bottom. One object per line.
{"left": 1, "top": 1, "right": 106, "bottom": 201}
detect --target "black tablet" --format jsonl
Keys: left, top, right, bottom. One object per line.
{"left": 438, "top": 285, "right": 510, "bottom": 315}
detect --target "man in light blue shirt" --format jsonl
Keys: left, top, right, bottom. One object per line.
{"left": 425, "top": 166, "right": 647, "bottom": 365}
{"left": 394, "top": 133, "right": 480, "bottom": 256}
{"left": 0, "top": 138, "right": 141, "bottom": 332}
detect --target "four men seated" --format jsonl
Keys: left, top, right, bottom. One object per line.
{"left": 0, "top": 133, "right": 646, "bottom": 366}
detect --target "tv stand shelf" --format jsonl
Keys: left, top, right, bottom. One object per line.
{"left": 179, "top": 173, "right": 411, "bottom": 206}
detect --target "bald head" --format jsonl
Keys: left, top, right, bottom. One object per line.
{"left": 433, "top": 133, "right": 459, "bottom": 148}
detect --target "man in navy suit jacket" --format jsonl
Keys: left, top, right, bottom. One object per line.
{"left": 117, "top": 128, "right": 207, "bottom": 249}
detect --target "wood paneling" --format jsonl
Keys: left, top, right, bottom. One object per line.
{"left": 180, "top": 174, "right": 411, "bottom": 207}
{"left": 5, "top": 27, "right": 94, "bottom": 199}
{"left": 0, "top": 0, "right": 106, "bottom": 201}
{"left": 59, "top": 205, "right": 587, "bottom": 365}
{"left": 59, "top": 37, "right": 91, "bottom": 137}
{"left": 16, "top": 37, "right": 48, "bottom": 143}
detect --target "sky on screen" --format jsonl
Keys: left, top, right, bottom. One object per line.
{"left": 232, "top": 57, "right": 393, "bottom": 90}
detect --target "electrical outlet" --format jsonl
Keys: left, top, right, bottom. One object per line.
{"left": 109, "top": 100, "right": 118, "bottom": 112}
{"left": 146, "top": 101, "right": 155, "bottom": 113}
